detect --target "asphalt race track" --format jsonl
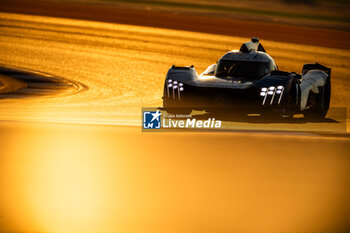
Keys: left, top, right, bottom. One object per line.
{"left": 0, "top": 12, "right": 349, "bottom": 130}
{"left": 0, "top": 7, "right": 350, "bottom": 233}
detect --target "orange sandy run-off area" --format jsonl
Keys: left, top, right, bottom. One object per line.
{"left": 0, "top": 1, "right": 350, "bottom": 233}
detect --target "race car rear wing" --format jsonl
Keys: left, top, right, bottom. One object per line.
{"left": 302, "top": 63, "right": 331, "bottom": 76}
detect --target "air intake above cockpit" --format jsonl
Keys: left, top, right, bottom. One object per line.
{"left": 240, "top": 37, "right": 266, "bottom": 53}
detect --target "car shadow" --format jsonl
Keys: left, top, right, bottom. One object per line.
{"left": 188, "top": 112, "right": 340, "bottom": 124}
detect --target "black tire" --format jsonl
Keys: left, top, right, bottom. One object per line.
{"left": 163, "top": 98, "right": 192, "bottom": 115}
{"left": 304, "top": 76, "right": 331, "bottom": 119}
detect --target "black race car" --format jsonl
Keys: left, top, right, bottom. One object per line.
{"left": 162, "top": 38, "right": 331, "bottom": 119}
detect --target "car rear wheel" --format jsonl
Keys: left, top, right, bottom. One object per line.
{"left": 304, "top": 76, "right": 330, "bottom": 119}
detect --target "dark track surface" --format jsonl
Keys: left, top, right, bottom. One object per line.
{"left": 1, "top": 0, "right": 350, "bottom": 49}
{"left": 0, "top": 66, "right": 87, "bottom": 98}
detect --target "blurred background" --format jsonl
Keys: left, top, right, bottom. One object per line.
{"left": 60, "top": 0, "right": 350, "bottom": 30}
